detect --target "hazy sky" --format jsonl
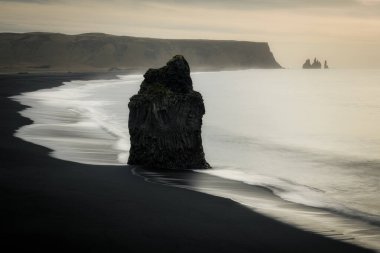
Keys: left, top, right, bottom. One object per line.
{"left": 1, "top": 0, "right": 380, "bottom": 68}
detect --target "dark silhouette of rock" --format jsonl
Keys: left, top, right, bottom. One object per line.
{"left": 324, "top": 60, "right": 329, "bottom": 69}
{"left": 139, "top": 56, "right": 193, "bottom": 94}
{"left": 128, "top": 55, "right": 210, "bottom": 170}
{"left": 303, "top": 57, "right": 322, "bottom": 69}
{"left": 303, "top": 59, "right": 312, "bottom": 69}
{"left": 311, "top": 58, "right": 322, "bottom": 69}
{"left": 0, "top": 32, "right": 282, "bottom": 73}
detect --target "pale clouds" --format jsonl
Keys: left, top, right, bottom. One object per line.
{"left": 0, "top": 0, "right": 380, "bottom": 68}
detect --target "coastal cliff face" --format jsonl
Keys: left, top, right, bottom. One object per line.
{"left": 128, "top": 55, "right": 210, "bottom": 170}
{"left": 0, "top": 32, "right": 282, "bottom": 73}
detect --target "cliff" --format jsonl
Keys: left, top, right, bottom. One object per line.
{"left": 128, "top": 55, "right": 210, "bottom": 170}
{"left": 0, "top": 32, "right": 282, "bottom": 73}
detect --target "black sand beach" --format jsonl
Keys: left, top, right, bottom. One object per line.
{"left": 0, "top": 73, "right": 375, "bottom": 253}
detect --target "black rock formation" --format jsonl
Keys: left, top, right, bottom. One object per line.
{"left": 303, "top": 59, "right": 312, "bottom": 69}
{"left": 324, "top": 60, "right": 329, "bottom": 69}
{"left": 312, "top": 58, "right": 322, "bottom": 69}
{"left": 128, "top": 55, "right": 210, "bottom": 170}
{"left": 303, "top": 58, "right": 322, "bottom": 69}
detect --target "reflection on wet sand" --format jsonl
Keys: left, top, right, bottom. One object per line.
{"left": 134, "top": 166, "right": 380, "bottom": 251}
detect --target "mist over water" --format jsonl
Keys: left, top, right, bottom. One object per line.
{"left": 13, "top": 69, "right": 380, "bottom": 251}
{"left": 195, "top": 70, "right": 380, "bottom": 216}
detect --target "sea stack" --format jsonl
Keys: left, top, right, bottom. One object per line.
{"left": 303, "top": 59, "right": 312, "bottom": 69}
{"left": 302, "top": 58, "right": 329, "bottom": 69}
{"left": 303, "top": 58, "right": 324, "bottom": 69}
{"left": 324, "top": 60, "right": 329, "bottom": 69}
{"left": 128, "top": 55, "right": 210, "bottom": 170}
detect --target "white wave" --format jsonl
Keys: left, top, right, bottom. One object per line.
{"left": 200, "top": 167, "right": 380, "bottom": 224}
{"left": 13, "top": 74, "right": 142, "bottom": 166}
{"left": 202, "top": 168, "right": 337, "bottom": 207}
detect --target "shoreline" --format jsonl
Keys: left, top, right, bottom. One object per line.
{"left": 0, "top": 73, "right": 375, "bottom": 252}
{"left": 136, "top": 166, "right": 380, "bottom": 250}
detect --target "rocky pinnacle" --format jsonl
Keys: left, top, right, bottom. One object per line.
{"left": 128, "top": 55, "right": 210, "bottom": 170}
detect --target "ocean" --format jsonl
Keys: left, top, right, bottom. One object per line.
{"left": 13, "top": 69, "right": 380, "bottom": 251}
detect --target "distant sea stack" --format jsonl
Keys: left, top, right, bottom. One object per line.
{"left": 0, "top": 32, "right": 282, "bottom": 73}
{"left": 128, "top": 55, "right": 210, "bottom": 170}
{"left": 324, "top": 60, "right": 329, "bottom": 69}
{"left": 303, "top": 58, "right": 329, "bottom": 69}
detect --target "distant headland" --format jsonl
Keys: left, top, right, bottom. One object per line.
{"left": 303, "top": 58, "right": 329, "bottom": 69}
{"left": 0, "top": 32, "right": 282, "bottom": 73}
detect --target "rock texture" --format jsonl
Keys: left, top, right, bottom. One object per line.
{"left": 128, "top": 55, "right": 210, "bottom": 170}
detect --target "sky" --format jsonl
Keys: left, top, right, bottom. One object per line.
{"left": 1, "top": 0, "right": 380, "bottom": 68}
